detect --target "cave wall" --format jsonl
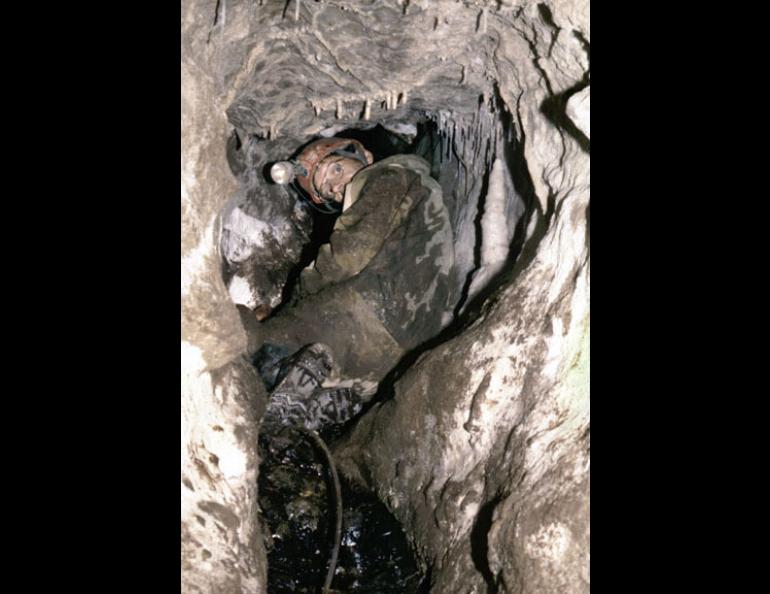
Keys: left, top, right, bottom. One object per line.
{"left": 334, "top": 3, "right": 590, "bottom": 591}
{"left": 182, "top": 1, "right": 269, "bottom": 592}
{"left": 181, "top": 1, "right": 589, "bottom": 592}
{"left": 336, "top": 193, "right": 590, "bottom": 593}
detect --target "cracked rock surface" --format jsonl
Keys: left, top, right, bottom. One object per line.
{"left": 182, "top": 1, "right": 589, "bottom": 592}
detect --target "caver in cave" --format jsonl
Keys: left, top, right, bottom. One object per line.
{"left": 245, "top": 135, "right": 457, "bottom": 594}
{"left": 253, "top": 136, "right": 459, "bottom": 384}
{"left": 183, "top": 1, "right": 591, "bottom": 591}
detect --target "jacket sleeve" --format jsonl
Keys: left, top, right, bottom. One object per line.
{"left": 300, "top": 164, "right": 422, "bottom": 295}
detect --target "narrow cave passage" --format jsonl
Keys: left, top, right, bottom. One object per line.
{"left": 273, "top": 121, "right": 440, "bottom": 313}
{"left": 212, "top": 9, "right": 552, "bottom": 593}
{"left": 220, "top": 103, "right": 535, "bottom": 593}
{"left": 222, "top": 100, "right": 533, "bottom": 329}
{"left": 182, "top": 2, "right": 590, "bottom": 593}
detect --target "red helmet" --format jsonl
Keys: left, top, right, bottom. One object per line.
{"left": 294, "top": 138, "right": 373, "bottom": 205}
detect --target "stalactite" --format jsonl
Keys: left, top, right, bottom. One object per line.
{"left": 451, "top": 120, "right": 456, "bottom": 160}
{"left": 444, "top": 116, "right": 454, "bottom": 159}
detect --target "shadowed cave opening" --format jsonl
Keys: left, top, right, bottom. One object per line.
{"left": 221, "top": 97, "right": 536, "bottom": 593}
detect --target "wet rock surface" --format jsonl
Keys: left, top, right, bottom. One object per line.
{"left": 258, "top": 428, "right": 423, "bottom": 594}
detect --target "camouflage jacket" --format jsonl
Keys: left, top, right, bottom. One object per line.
{"left": 299, "top": 154, "right": 456, "bottom": 352}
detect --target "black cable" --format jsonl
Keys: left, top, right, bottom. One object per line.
{"left": 294, "top": 427, "right": 343, "bottom": 594}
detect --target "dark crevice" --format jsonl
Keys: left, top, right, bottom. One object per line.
{"left": 451, "top": 82, "right": 539, "bottom": 325}
{"left": 526, "top": 24, "right": 555, "bottom": 97}
{"left": 416, "top": 564, "right": 433, "bottom": 593}
{"left": 539, "top": 26, "right": 590, "bottom": 154}
{"left": 537, "top": 3, "right": 561, "bottom": 59}
{"left": 470, "top": 494, "right": 504, "bottom": 593}
{"left": 275, "top": 209, "right": 338, "bottom": 315}
{"left": 516, "top": 18, "right": 587, "bottom": 159}
{"left": 540, "top": 75, "right": 590, "bottom": 153}
{"left": 538, "top": 3, "right": 559, "bottom": 31}
{"left": 206, "top": 0, "right": 222, "bottom": 44}
{"left": 330, "top": 122, "right": 421, "bottom": 161}
{"left": 453, "top": 152, "right": 493, "bottom": 319}
{"left": 545, "top": 189, "right": 557, "bottom": 224}
{"left": 495, "top": 82, "right": 536, "bottom": 269}
{"left": 573, "top": 29, "right": 591, "bottom": 63}
{"left": 281, "top": 0, "right": 294, "bottom": 21}
{"left": 226, "top": 129, "right": 247, "bottom": 178}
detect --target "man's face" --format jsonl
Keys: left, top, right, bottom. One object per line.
{"left": 314, "top": 155, "right": 365, "bottom": 203}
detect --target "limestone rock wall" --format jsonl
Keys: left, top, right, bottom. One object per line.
{"left": 182, "top": 1, "right": 268, "bottom": 592}
{"left": 334, "top": 2, "right": 590, "bottom": 592}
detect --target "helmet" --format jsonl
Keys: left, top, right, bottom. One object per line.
{"left": 275, "top": 138, "right": 373, "bottom": 206}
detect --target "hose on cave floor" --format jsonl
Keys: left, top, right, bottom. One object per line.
{"left": 293, "top": 426, "right": 343, "bottom": 594}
